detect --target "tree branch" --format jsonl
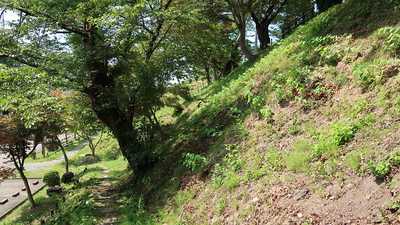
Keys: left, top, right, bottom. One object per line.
{"left": 16, "top": 8, "right": 87, "bottom": 37}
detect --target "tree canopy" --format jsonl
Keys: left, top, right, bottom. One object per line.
{"left": 0, "top": 0, "right": 333, "bottom": 171}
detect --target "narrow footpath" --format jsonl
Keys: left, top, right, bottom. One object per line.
{"left": 89, "top": 164, "right": 120, "bottom": 225}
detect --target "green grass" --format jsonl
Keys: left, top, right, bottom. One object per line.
{"left": 1, "top": 134, "right": 128, "bottom": 225}
{"left": 25, "top": 138, "right": 86, "bottom": 163}
{"left": 3, "top": 0, "right": 400, "bottom": 223}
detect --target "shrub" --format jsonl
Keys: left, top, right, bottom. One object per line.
{"left": 43, "top": 170, "right": 61, "bottom": 187}
{"left": 182, "top": 153, "right": 206, "bottom": 173}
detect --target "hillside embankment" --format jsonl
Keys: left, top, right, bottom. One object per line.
{"left": 123, "top": 0, "right": 400, "bottom": 224}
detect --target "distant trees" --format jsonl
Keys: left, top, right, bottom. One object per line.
{"left": 225, "top": 0, "right": 313, "bottom": 60}
{"left": 172, "top": 0, "right": 241, "bottom": 82}
{"left": 0, "top": 64, "right": 71, "bottom": 175}
{"left": 68, "top": 93, "right": 106, "bottom": 156}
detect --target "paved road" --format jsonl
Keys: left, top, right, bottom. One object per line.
{"left": 0, "top": 178, "right": 46, "bottom": 220}
{"left": 0, "top": 135, "right": 88, "bottom": 171}
{"left": 23, "top": 140, "right": 89, "bottom": 171}
{"left": 0, "top": 139, "right": 90, "bottom": 221}
{"left": 0, "top": 134, "right": 76, "bottom": 167}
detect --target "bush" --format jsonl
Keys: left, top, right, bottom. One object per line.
{"left": 43, "top": 170, "right": 61, "bottom": 187}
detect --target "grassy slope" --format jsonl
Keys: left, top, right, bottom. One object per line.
{"left": 3, "top": 0, "right": 399, "bottom": 224}
{"left": 123, "top": 0, "right": 400, "bottom": 224}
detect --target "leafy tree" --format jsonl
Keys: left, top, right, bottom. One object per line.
{"left": 68, "top": 92, "right": 106, "bottom": 156}
{"left": 0, "top": 166, "right": 15, "bottom": 183}
{"left": 172, "top": 0, "right": 241, "bottom": 82}
{"left": 0, "top": 63, "right": 71, "bottom": 174}
{"left": 35, "top": 95, "right": 71, "bottom": 173}
{"left": 226, "top": 0, "right": 313, "bottom": 59}
{"left": 278, "top": 0, "right": 314, "bottom": 38}
{"left": 0, "top": 0, "right": 193, "bottom": 171}
{"left": 0, "top": 113, "right": 37, "bottom": 208}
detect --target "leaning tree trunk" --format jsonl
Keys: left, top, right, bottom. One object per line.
{"left": 14, "top": 163, "right": 36, "bottom": 208}
{"left": 52, "top": 137, "right": 69, "bottom": 173}
{"left": 107, "top": 111, "right": 144, "bottom": 171}
{"left": 60, "top": 145, "right": 69, "bottom": 173}
{"left": 228, "top": 1, "right": 258, "bottom": 61}
{"left": 238, "top": 25, "right": 258, "bottom": 61}
{"left": 255, "top": 22, "right": 271, "bottom": 51}
{"left": 83, "top": 91, "right": 145, "bottom": 171}
{"left": 80, "top": 22, "right": 149, "bottom": 172}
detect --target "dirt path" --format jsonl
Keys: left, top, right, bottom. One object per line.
{"left": 89, "top": 165, "right": 120, "bottom": 224}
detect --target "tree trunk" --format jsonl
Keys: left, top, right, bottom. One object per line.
{"left": 238, "top": 26, "right": 258, "bottom": 61}
{"left": 42, "top": 137, "right": 46, "bottom": 157}
{"left": 60, "top": 145, "right": 69, "bottom": 173}
{"left": 205, "top": 67, "right": 211, "bottom": 85}
{"left": 54, "top": 137, "right": 69, "bottom": 173}
{"left": 228, "top": 1, "right": 257, "bottom": 61}
{"left": 80, "top": 22, "right": 150, "bottom": 171}
{"left": 110, "top": 115, "right": 144, "bottom": 170}
{"left": 14, "top": 163, "right": 35, "bottom": 208}
{"left": 88, "top": 138, "right": 95, "bottom": 156}
{"left": 255, "top": 22, "right": 271, "bottom": 50}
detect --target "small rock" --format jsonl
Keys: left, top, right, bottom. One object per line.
{"left": 61, "top": 172, "right": 74, "bottom": 183}
{"left": 297, "top": 213, "right": 303, "bottom": 218}
{"left": 366, "top": 195, "right": 371, "bottom": 200}
{"left": 293, "top": 189, "right": 309, "bottom": 201}
{"left": 46, "top": 185, "right": 63, "bottom": 196}
{"left": 252, "top": 197, "right": 260, "bottom": 205}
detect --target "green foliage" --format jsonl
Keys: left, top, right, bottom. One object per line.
{"left": 368, "top": 160, "right": 391, "bottom": 179}
{"left": 368, "top": 149, "right": 400, "bottom": 179}
{"left": 244, "top": 90, "right": 268, "bottom": 118}
{"left": 260, "top": 106, "right": 274, "bottom": 121}
{"left": 376, "top": 26, "right": 400, "bottom": 55}
{"left": 284, "top": 149, "right": 311, "bottom": 173}
{"left": 47, "top": 190, "right": 98, "bottom": 225}
{"left": 311, "top": 140, "right": 339, "bottom": 159}
{"left": 343, "top": 152, "right": 362, "bottom": 171}
{"left": 288, "top": 125, "right": 302, "bottom": 135}
{"left": 298, "top": 35, "right": 340, "bottom": 65}
{"left": 119, "top": 193, "right": 149, "bottom": 224}
{"left": 270, "top": 67, "right": 314, "bottom": 103}
{"left": 224, "top": 171, "right": 240, "bottom": 190}
{"left": 42, "top": 170, "right": 60, "bottom": 187}
{"left": 352, "top": 64, "right": 379, "bottom": 90}
{"left": 216, "top": 195, "right": 227, "bottom": 213}
{"left": 212, "top": 144, "right": 244, "bottom": 187}
{"left": 383, "top": 194, "right": 400, "bottom": 212}
{"left": 228, "top": 107, "right": 243, "bottom": 123}
{"left": 285, "top": 139, "right": 312, "bottom": 173}
{"left": 331, "top": 124, "right": 358, "bottom": 146}
{"left": 204, "top": 127, "right": 221, "bottom": 137}
{"left": 182, "top": 153, "right": 206, "bottom": 173}
{"left": 264, "top": 148, "right": 285, "bottom": 171}
{"left": 167, "top": 84, "right": 193, "bottom": 101}
{"left": 317, "top": 42, "right": 344, "bottom": 66}
{"left": 163, "top": 93, "right": 184, "bottom": 115}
